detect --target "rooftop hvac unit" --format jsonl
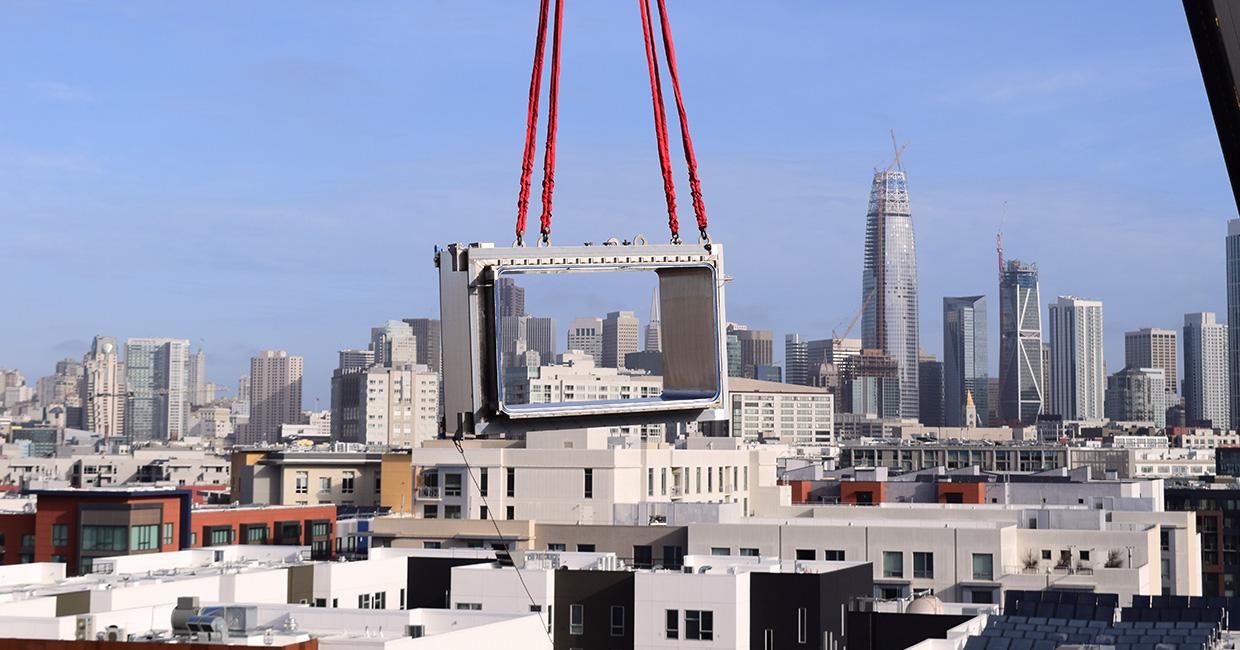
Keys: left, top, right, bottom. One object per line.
{"left": 74, "top": 615, "right": 94, "bottom": 640}
{"left": 103, "top": 626, "right": 127, "bottom": 642}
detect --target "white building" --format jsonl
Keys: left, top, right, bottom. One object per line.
{"left": 1182, "top": 312, "right": 1230, "bottom": 428}
{"left": 603, "top": 310, "right": 640, "bottom": 369}
{"left": 82, "top": 336, "right": 125, "bottom": 438}
{"left": 725, "top": 378, "right": 834, "bottom": 446}
{"left": 124, "top": 337, "right": 190, "bottom": 441}
{"left": 331, "top": 364, "right": 439, "bottom": 447}
{"left": 1048, "top": 296, "right": 1105, "bottom": 420}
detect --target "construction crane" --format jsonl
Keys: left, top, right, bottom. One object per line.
{"left": 996, "top": 200, "right": 1007, "bottom": 281}
{"left": 833, "top": 287, "right": 876, "bottom": 340}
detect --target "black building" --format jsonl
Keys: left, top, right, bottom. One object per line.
{"left": 918, "top": 358, "right": 945, "bottom": 427}
{"left": 1166, "top": 483, "right": 1236, "bottom": 596}
{"left": 553, "top": 570, "right": 634, "bottom": 650}
{"left": 750, "top": 562, "right": 873, "bottom": 649}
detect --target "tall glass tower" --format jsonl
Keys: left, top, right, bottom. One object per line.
{"left": 943, "top": 295, "right": 988, "bottom": 427}
{"left": 1228, "top": 219, "right": 1240, "bottom": 430}
{"left": 861, "top": 168, "right": 919, "bottom": 419}
{"left": 999, "top": 260, "right": 1044, "bottom": 425}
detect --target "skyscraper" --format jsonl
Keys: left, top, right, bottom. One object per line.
{"left": 187, "top": 348, "right": 207, "bottom": 406}
{"left": 496, "top": 277, "right": 525, "bottom": 319}
{"left": 1183, "top": 312, "right": 1230, "bottom": 428}
{"left": 245, "top": 350, "right": 304, "bottom": 445}
{"left": 403, "top": 318, "right": 442, "bottom": 372}
{"left": 733, "top": 327, "right": 774, "bottom": 379}
{"left": 861, "top": 165, "right": 919, "bottom": 419}
{"left": 785, "top": 334, "right": 808, "bottom": 386}
{"left": 943, "top": 295, "right": 988, "bottom": 427}
{"left": 338, "top": 348, "right": 375, "bottom": 372}
{"left": 806, "top": 338, "right": 862, "bottom": 371}
{"left": 1048, "top": 296, "right": 1105, "bottom": 420}
{"left": 918, "top": 354, "right": 945, "bottom": 427}
{"left": 726, "top": 332, "right": 741, "bottom": 378}
{"left": 602, "top": 311, "right": 639, "bottom": 369}
{"left": 1125, "top": 328, "right": 1178, "bottom": 404}
{"left": 644, "top": 288, "right": 662, "bottom": 352}
{"left": 566, "top": 317, "right": 603, "bottom": 366}
{"left": 82, "top": 336, "right": 125, "bottom": 438}
{"left": 1105, "top": 367, "right": 1166, "bottom": 428}
{"left": 124, "top": 337, "right": 190, "bottom": 441}
{"left": 1228, "top": 219, "right": 1240, "bottom": 429}
{"left": 499, "top": 315, "right": 529, "bottom": 368}
{"left": 526, "top": 316, "right": 556, "bottom": 364}
{"left": 842, "top": 349, "right": 901, "bottom": 418}
{"left": 371, "top": 320, "right": 418, "bottom": 368}
{"left": 998, "top": 259, "right": 1044, "bottom": 426}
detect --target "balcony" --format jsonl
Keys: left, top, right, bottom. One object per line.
{"left": 417, "top": 486, "right": 442, "bottom": 499}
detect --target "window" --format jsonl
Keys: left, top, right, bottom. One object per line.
{"left": 663, "top": 545, "right": 684, "bottom": 568}
{"left": 548, "top": 543, "right": 567, "bottom": 551}
{"left": 696, "top": 467, "right": 702, "bottom": 493}
{"left": 246, "top": 525, "right": 268, "bottom": 543}
{"left": 373, "top": 592, "right": 386, "bottom": 609}
{"left": 1079, "top": 549, "right": 1091, "bottom": 562}
{"left": 342, "top": 473, "right": 356, "bottom": 494}
{"left": 423, "top": 541, "right": 441, "bottom": 549}
{"left": 913, "top": 551, "right": 934, "bottom": 579}
{"left": 686, "top": 610, "right": 713, "bottom": 641}
{"left": 51, "top": 554, "right": 65, "bottom": 563}
{"left": 400, "top": 588, "right": 406, "bottom": 609}
{"left": 191, "top": 532, "right": 197, "bottom": 546}
{"left": 507, "top": 506, "right": 515, "bottom": 520}
{"left": 648, "top": 468, "right": 654, "bottom": 496}
{"left": 707, "top": 468, "right": 713, "bottom": 492}
{"left": 445, "top": 473, "right": 462, "bottom": 497}
{"left": 455, "top": 602, "right": 481, "bottom": 610}
{"left": 824, "top": 549, "right": 845, "bottom": 561}
{"left": 51, "top": 524, "right": 68, "bottom": 547}
{"left": 311, "top": 522, "right": 330, "bottom": 537}
{"left": 424, "top": 505, "right": 438, "bottom": 519}
{"left": 319, "top": 476, "right": 331, "bottom": 492}
{"left": 20, "top": 533, "right": 34, "bottom": 549}
{"left": 295, "top": 471, "right": 308, "bottom": 494}
{"left": 507, "top": 468, "right": 516, "bottom": 497}
{"left": 633, "top": 545, "right": 653, "bottom": 568}
{"left": 661, "top": 468, "right": 667, "bottom": 495}
{"left": 972, "top": 553, "right": 994, "bottom": 580}
{"left": 81, "top": 526, "right": 127, "bottom": 551}
{"left": 208, "top": 526, "right": 232, "bottom": 546}
{"left": 130, "top": 524, "right": 159, "bottom": 551}
{"left": 883, "top": 551, "right": 904, "bottom": 578}
{"left": 570, "top": 604, "right": 584, "bottom": 635}
{"left": 741, "top": 547, "right": 760, "bottom": 557}
{"left": 610, "top": 605, "right": 625, "bottom": 637}
{"left": 711, "top": 547, "right": 730, "bottom": 556}
{"left": 577, "top": 543, "right": 596, "bottom": 552}
{"left": 796, "top": 549, "right": 815, "bottom": 561}
{"left": 584, "top": 468, "right": 593, "bottom": 499}
{"left": 480, "top": 467, "right": 488, "bottom": 497}
{"left": 359, "top": 594, "right": 371, "bottom": 608}
{"left": 163, "top": 522, "right": 174, "bottom": 545}
{"left": 798, "top": 607, "right": 807, "bottom": 644}
{"left": 445, "top": 505, "right": 462, "bottom": 519}
{"left": 1041, "top": 549, "right": 1052, "bottom": 560}
{"left": 480, "top": 505, "right": 488, "bottom": 519}
{"left": 666, "top": 609, "right": 679, "bottom": 639}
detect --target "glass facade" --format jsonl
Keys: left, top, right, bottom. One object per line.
{"left": 999, "top": 260, "right": 1043, "bottom": 425}
{"left": 862, "top": 170, "right": 919, "bottom": 419}
{"left": 943, "top": 295, "right": 988, "bottom": 426}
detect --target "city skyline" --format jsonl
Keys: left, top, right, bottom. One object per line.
{"left": 1, "top": 3, "right": 1234, "bottom": 407}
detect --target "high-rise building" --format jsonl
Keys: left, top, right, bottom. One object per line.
{"left": 245, "top": 350, "right": 304, "bottom": 445}
{"left": 338, "top": 349, "right": 375, "bottom": 373}
{"left": 1183, "top": 312, "right": 1230, "bottom": 428}
{"left": 331, "top": 363, "right": 439, "bottom": 447}
{"left": 371, "top": 320, "right": 418, "bottom": 368}
{"left": 785, "top": 334, "right": 808, "bottom": 386}
{"left": 943, "top": 295, "right": 988, "bottom": 427}
{"left": 1105, "top": 367, "right": 1166, "bottom": 428}
{"left": 496, "top": 277, "right": 526, "bottom": 318}
{"left": 602, "top": 311, "right": 639, "bottom": 369}
{"left": 998, "top": 259, "right": 1044, "bottom": 426}
{"left": 918, "top": 354, "right": 945, "bottom": 427}
{"left": 1048, "top": 296, "right": 1105, "bottom": 420}
{"left": 841, "top": 349, "right": 901, "bottom": 419}
{"left": 81, "top": 336, "right": 125, "bottom": 438}
{"left": 187, "top": 348, "right": 207, "bottom": 407}
{"left": 526, "top": 317, "right": 556, "bottom": 364}
{"left": 403, "top": 318, "right": 442, "bottom": 372}
{"left": 1125, "top": 328, "right": 1178, "bottom": 404}
{"left": 498, "top": 315, "right": 529, "bottom": 369}
{"left": 1228, "top": 219, "right": 1240, "bottom": 429}
{"left": 754, "top": 365, "right": 782, "bottom": 382}
{"left": 644, "top": 288, "right": 662, "bottom": 353}
{"left": 806, "top": 338, "right": 862, "bottom": 371}
{"left": 1041, "top": 342, "right": 1052, "bottom": 413}
{"left": 566, "top": 317, "right": 603, "bottom": 366}
{"left": 728, "top": 324, "right": 773, "bottom": 379}
{"left": 123, "top": 338, "right": 190, "bottom": 441}
{"left": 726, "top": 332, "right": 742, "bottom": 378}
{"left": 861, "top": 165, "right": 919, "bottom": 419}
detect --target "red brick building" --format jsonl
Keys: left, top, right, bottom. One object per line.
{"left": 0, "top": 488, "right": 335, "bottom": 575}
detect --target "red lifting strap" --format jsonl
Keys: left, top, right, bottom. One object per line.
{"left": 639, "top": 0, "right": 680, "bottom": 240}
{"left": 538, "top": 0, "right": 565, "bottom": 241}
{"left": 515, "top": 0, "right": 552, "bottom": 244}
{"left": 654, "top": 0, "right": 708, "bottom": 237}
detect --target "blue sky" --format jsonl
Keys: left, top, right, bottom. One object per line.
{"left": 1, "top": 2, "right": 1233, "bottom": 407}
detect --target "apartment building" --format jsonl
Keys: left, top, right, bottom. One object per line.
{"left": 719, "top": 377, "right": 835, "bottom": 446}
{"left": 0, "top": 447, "right": 230, "bottom": 490}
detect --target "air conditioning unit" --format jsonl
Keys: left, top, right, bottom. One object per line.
{"left": 75, "top": 615, "right": 94, "bottom": 640}
{"left": 104, "top": 625, "right": 126, "bottom": 641}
